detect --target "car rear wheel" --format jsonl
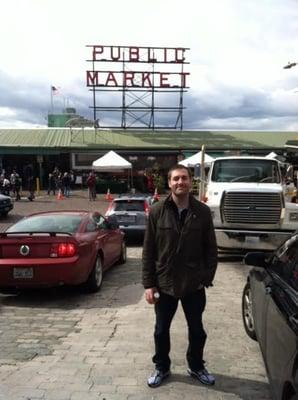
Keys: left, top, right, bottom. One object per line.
{"left": 86, "top": 254, "right": 103, "bottom": 292}
{"left": 118, "top": 240, "right": 127, "bottom": 264}
{"left": 242, "top": 282, "right": 257, "bottom": 341}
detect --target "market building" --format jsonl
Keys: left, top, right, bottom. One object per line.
{"left": 0, "top": 128, "right": 297, "bottom": 192}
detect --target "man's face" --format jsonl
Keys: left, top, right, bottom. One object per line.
{"left": 168, "top": 168, "right": 191, "bottom": 196}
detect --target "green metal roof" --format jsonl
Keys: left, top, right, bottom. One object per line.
{"left": 0, "top": 129, "right": 297, "bottom": 152}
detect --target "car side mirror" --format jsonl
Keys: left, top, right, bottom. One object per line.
{"left": 244, "top": 252, "right": 268, "bottom": 268}
{"left": 106, "top": 215, "right": 119, "bottom": 230}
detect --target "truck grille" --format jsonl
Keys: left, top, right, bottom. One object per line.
{"left": 222, "top": 192, "right": 282, "bottom": 225}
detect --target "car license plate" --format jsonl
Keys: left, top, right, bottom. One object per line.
{"left": 119, "top": 215, "right": 135, "bottom": 223}
{"left": 245, "top": 236, "right": 260, "bottom": 245}
{"left": 13, "top": 267, "right": 33, "bottom": 279}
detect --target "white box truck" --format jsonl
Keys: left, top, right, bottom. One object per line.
{"left": 204, "top": 156, "right": 298, "bottom": 251}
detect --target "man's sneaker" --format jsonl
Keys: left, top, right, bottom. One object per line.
{"left": 187, "top": 367, "right": 215, "bottom": 386}
{"left": 147, "top": 369, "right": 170, "bottom": 388}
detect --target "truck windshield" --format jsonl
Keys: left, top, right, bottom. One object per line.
{"left": 211, "top": 159, "right": 281, "bottom": 183}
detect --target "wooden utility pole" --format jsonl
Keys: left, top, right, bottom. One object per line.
{"left": 199, "top": 145, "right": 205, "bottom": 201}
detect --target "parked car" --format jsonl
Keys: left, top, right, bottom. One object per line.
{"left": 0, "top": 211, "right": 126, "bottom": 292}
{"left": 105, "top": 194, "right": 152, "bottom": 237}
{"left": 242, "top": 233, "right": 298, "bottom": 400}
{"left": 0, "top": 193, "right": 13, "bottom": 216}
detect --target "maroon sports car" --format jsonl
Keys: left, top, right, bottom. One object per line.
{"left": 0, "top": 210, "right": 126, "bottom": 292}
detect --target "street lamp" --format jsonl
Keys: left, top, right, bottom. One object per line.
{"left": 283, "top": 62, "right": 298, "bottom": 69}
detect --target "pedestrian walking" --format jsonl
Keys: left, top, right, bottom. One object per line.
{"left": 142, "top": 164, "right": 218, "bottom": 388}
{"left": 86, "top": 171, "right": 96, "bottom": 201}
{"left": 10, "top": 170, "right": 19, "bottom": 198}
{"left": 27, "top": 175, "right": 35, "bottom": 201}
{"left": 14, "top": 174, "right": 21, "bottom": 200}
{"left": 62, "top": 172, "right": 71, "bottom": 198}
{"left": 47, "top": 173, "right": 56, "bottom": 195}
{"left": 56, "top": 173, "right": 63, "bottom": 196}
{"left": 69, "top": 170, "right": 76, "bottom": 191}
{"left": 1, "top": 175, "right": 10, "bottom": 196}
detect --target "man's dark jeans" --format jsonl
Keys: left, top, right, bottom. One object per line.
{"left": 153, "top": 289, "right": 207, "bottom": 372}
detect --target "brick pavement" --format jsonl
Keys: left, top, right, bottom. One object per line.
{"left": 0, "top": 191, "right": 271, "bottom": 399}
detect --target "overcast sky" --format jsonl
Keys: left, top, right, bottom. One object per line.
{"left": 1, "top": 0, "right": 298, "bottom": 130}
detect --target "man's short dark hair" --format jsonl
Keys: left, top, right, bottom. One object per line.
{"left": 168, "top": 164, "right": 192, "bottom": 180}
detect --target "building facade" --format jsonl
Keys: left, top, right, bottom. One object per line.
{"left": 0, "top": 128, "right": 297, "bottom": 191}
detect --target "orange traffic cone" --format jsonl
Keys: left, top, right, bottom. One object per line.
{"left": 105, "top": 188, "right": 113, "bottom": 201}
{"left": 153, "top": 188, "right": 160, "bottom": 202}
{"left": 57, "top": 189, "right": 64, "bottom": 200}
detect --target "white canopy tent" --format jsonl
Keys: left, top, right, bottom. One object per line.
{"left": 92, "top": 150, "right": 133, "bottom": 189}
{"left": 179, "top": 151, "right": 214, "bottom": 167}
{"left": 92, "top": 150, "right": 132, "bottom": 170}
{"left": 265, "top": 151, "right": 278, "bottom": 159}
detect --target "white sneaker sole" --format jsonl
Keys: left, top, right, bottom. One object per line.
{"left": 147, "top": 371, "right": 170, "bottom": 388}
{"left": 187, "top": 368, "right": 215, "bottom": 386}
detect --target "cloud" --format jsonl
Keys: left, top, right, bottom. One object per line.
{"left": 184, "top": 80, "right": 298, "bottom": 129}
{"left": 1, "top": 66, "right": 298, "bottom": 131}
{"left": 0, "top": 71, "right": 48, "bottom": 125}
{"left": 0, "top": 0, "right": 298, "bottom": 130}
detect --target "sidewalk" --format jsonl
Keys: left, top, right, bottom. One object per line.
{"left": 0, "top": 248, "right": 271, "bottom": 400}
{"left": 0, "top": 194, "right": 271, "bottom": 400}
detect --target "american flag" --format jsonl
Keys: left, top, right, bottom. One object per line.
{"left": 51, "top": 86, "right": 59, "bottom": 95}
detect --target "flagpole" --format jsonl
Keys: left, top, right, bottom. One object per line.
{"left": 50, "top": 86, "right": 53, "bottom": 113}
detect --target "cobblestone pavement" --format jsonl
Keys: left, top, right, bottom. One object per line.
{"left": 0, "top": 192, "right": 271, "bottom": 399}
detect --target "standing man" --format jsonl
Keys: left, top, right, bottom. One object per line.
{"left": 142, "top": 164, "right": 217, "bottom": 388}
{"left": 86, "top": 171, "right": 96, "bottom": 201}
{"left": 47, "top": 173, "right": 56, "bottom": 196}
{"left": 27, "top": 174, "right": 35, "bottom": 201}
{"left": 14, "top": 173, "right": 21, "bottom": 201}
{"left": 10, "top": 169, "right": 18, "bottom": 198}
{"left": 62, "top": 172, "right": 71, "bottom": 198}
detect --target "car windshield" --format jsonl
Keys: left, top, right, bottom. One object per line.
{"left": 211, "top": 159, "right": 281, "bottom": 183}
{"left": 114, "top": 200, "right": 145, "bottom": 212}
{"left": 6, "top": 215, "right": 82, "bottom": 233}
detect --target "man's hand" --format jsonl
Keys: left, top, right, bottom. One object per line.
{"left": 144, "top": 287, "right": 158, "bottom": 304}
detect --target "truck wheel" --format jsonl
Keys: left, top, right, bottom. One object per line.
{"left": 242, "top": 282, "right": 257, "bottom": 341}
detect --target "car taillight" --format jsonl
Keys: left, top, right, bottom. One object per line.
{"left": 50, "top": 243, "right": 76, "bottom": 257}
{"left": 144, "top": 202, "right": 149, "bottom": 217}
